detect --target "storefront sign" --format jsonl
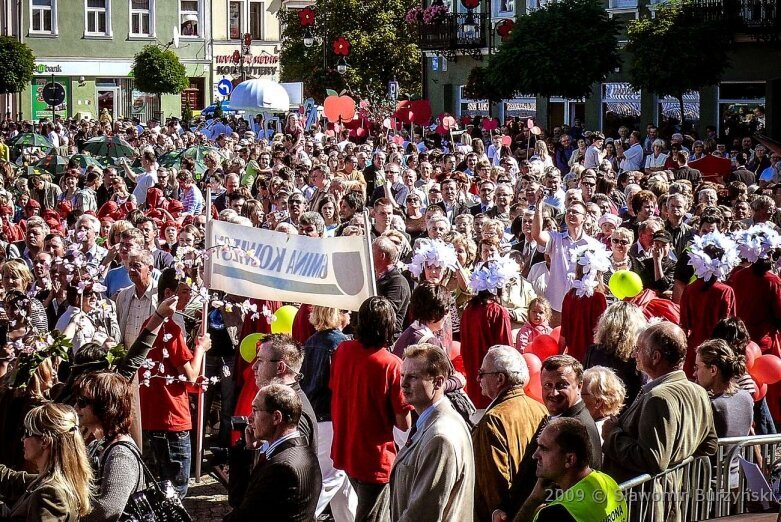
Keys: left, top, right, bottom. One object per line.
{"left": 31, "top": 77, "right": 70, "bottom": 120}
{"left": 33, "top": 60, "right": 133, "bottom": 76}
{"left": 35, "top": 63, "right": 62, "bottom": 74}
{"left": 215, "top": 65, "right": 277, "bottom": 76}
{"left": 214, "top": 54, "right": 280, "bottom": 64}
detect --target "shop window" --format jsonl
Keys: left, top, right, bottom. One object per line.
{"left": 130, "top": 0, "right": 153, "bottom": 37}
{"left": 718, "top": 82, "right": 766, "bottom": 141}
{"left": 657, "top": 92, "right": 700, "bottom": 134}
{"left": 31, "top": 0, "right": 56, "bottom": 34}
{"left": 180, "top": 0, "right": 200, "bottom": 37}
{"left": 602, "top": 82, "right": 641, "bottom": 137}
{"left": 85, "top": 0, "right": 110, "bottom": 36}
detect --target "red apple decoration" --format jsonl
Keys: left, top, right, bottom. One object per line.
{"left": 323, "top": 94, "right": 356, "bottom": 123}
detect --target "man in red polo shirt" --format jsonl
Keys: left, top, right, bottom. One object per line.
{"left": 330, "top": 296, "right": 412, "bottom": 522}
{"left": 139, "top": 267, "right": 211, "bottom": 499}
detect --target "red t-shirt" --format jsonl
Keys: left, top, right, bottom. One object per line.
{"left": 330, "top": 339, "right": 411, "bottom": 484}
{"left": 460, "top": 299, "right": 513, "bottom": 409}
{"left": 138, "top": 319, "right": 194, "bottom": 432}
{"left": 560, "top": 290, "right": 607, "bottom": 363}
{"left": 680, "top": 278, "right": 735, "bottom": 376}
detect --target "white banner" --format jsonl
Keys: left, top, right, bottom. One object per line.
{"left": 206, "top": 220, "right": 376, "bottom": 310}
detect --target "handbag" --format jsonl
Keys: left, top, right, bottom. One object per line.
{"left": 102, "top": 441, "right": 192, "bottom": 522}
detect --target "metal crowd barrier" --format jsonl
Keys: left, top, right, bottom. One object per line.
{"left": 618, "top": 433, "right": 781, "bottom": 521}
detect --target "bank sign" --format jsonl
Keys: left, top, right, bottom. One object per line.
{"left": 33, "top": 63, "right": 63, "bottom": 75}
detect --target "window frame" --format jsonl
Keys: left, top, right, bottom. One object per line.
{"left": 248, "top": 0, "right": 263, "bottom": 40}
{"left": 30, "top": 0, "right": 57, "bottom": 35}
{"left": 179, "top": 0, "right": 202, "bottom": 38}
{"left": 129, "top": 0, "right": 155, "bottom": 38}
{"left": 84, "top": 0, "right": 112, "bottom": 37}
{"left": 228, "top": 0, "right": 244, "bottom": 40}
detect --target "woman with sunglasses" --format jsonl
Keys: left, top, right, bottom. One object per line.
{"left": 603, "top": 227, "right": 638, "bottom": 302}
{"left": 0, "top": 403, "right": 93, "bottom": 520}
{"left": 73, "top": 371, "right": 143, "bottom": 521}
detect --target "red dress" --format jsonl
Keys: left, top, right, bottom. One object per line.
{"left": 560, "top": 290, "right": 607, "bottom": 363}
{"left": 680, "top": 279, "right": 736, "bottom": 377}
{"left": 729, "top": 267, "right": 781, "bottom": 356}
{"left": 729, "top": 267, "right": 781, "bottom": 421}
{"left": 460, "top": 299, "right": 513, "bottom": 409}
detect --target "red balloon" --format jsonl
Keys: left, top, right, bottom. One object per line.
{"left": 523, "top": 353, "right": 541, "bottom": 377}
{"left": 753, "top": 381, "right": 768, "bottom": 402}
{"left": 528, "top": 334, "right": 559, "bottom": 362}
{"left": 750, "top": 354, "right": 781, "bottom": 385}
{"left": 525, "top": 372, "right": 543, "bottom": 403}
{"left": 745, "top": 341, "right": 761, "bottom": 371}
{"left": 549, "top": 326, "right": 561, "bottom": 343}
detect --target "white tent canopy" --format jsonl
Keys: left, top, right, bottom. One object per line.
{"left": 229, "top": 78, "right": 290, "bottom": 114}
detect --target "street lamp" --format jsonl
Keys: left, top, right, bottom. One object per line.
{"left": 336, "top": 58, "right": 349, "bottom": 75}
{"left": 303, "top": 27, "right": 314, "bottom": 48}
{"left": 461, "top": 0, "right": 480, "bottom": 37}
{"left": 332, "top": 36, "right": 351, "bottom": 75}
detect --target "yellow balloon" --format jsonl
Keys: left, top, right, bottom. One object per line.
{"left": 239, "top": 333, "right": 265, "bottom": 363}
{"left": 608, "top": 270, "right": 643, "bottom": 300}
{"left": 271, "top": 305, "right": 298, "bottom": 334}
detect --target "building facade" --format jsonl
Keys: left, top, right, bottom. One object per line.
{"left": 6, "top": 0, "right": 212, "bottom": 122}
{"left": 210, "top": 0, "right": 283, "bottom": 104}
{"left": 422, "top": 0, "right": 780, "bottom": 138}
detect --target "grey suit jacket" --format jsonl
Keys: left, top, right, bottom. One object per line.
{"left": 390, "top": 400, "right": 474, "bottom": 522}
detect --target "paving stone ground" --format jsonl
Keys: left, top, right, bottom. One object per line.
{"left": 183, "top": 475, "right": 231, "bottom": 521}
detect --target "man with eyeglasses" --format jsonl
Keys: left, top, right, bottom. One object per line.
{"left": 251, "top": 334, "right": 318, "bottom": 454}
{"left": 473, "top": 345, "right": 546, "bottom": 521}
{"left": 470, "top": 180, "right": 495, "bottom": 216}
{"left": 371, "top": 165, "right": 408, "bottom": 207}
{"left": 493, "top": 355, "right": 602, "bottom": 522}
{"left": 531, "top": 188, "right": 600, "bottom": 326}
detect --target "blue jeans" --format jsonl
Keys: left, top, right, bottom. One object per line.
{"left": 143, "top": 430, "right": 192, "bottom": 499}
{"left": 754, "top": 397, "right": 777, "bottom": 435}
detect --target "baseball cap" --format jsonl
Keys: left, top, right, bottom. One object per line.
{"left": 652, "top": 230, "right": 673, "bottom": 244}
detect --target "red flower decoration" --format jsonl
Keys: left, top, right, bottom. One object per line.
{"left": 461, "top": 0, "right": 480, "bottom": 9}
{"left": 332, "top": 37, "right": 351, "bottom": 56}
{"left": 496, "top": 19, "right": 514, "bottom": 42}
{"left": 298, "top": 7, "right": 315, "bottom": 27}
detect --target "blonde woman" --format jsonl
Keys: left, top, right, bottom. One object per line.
{"left": 584, "top": 301, "right": 648, "bottom": 404}
{"left": 0, "top": 403, "right": 93, "bottom": 520}
{"left": 582, "top": 366, "right": 627, "bottom": 444}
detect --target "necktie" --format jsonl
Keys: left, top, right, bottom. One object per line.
{"left": 405, "top": 424, "right": 418, "bottom": 447}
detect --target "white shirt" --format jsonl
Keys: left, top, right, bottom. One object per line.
{"left": 545, "top": 229, "right": 600, "bottom": 311}
{"left": 583, "top": 145, "right": 603, "bottom": 169}
{"left": 645, "top": 152, "right": 668, "bottom": 170}
{"left": 132, "top": 170, "right": 158, "bottom": 205}
{"left": 47, "top": 131, "right": 60, "bottom": 148}
{"left": 620, "top": 143, "right": 644, "bottom": 172}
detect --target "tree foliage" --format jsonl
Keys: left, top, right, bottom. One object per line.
{"left": 474, "top": 0, "right": 619, "bottom": 100}
{"left": 0, "top": 37, "right": 35, "bottom": 94}
{"left": 131, "top": 45, "right": 189, "bottom": 95}
{"left": 626, "top": 0, "right": 731, "bottom": 125}
{"left": 279, "top": 0, "right": 421, "bottom": 102}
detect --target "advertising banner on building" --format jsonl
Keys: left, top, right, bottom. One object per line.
{"left": 31, "top": 77, "right": 70, "bottom": 121}
{"left": 206, "top": 220, "right": 376, "bottom": 310}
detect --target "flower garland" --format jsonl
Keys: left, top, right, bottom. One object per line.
{"left": 469, "top": 256, "right": 517, "bottom": 294}
{"left": 407, "top": 239, "right": 458, "bottom": 279}
{"left": 568, "top": 243, "right": 610, "bottom": 297}
{"left": 733, "top": 224, "right": 781, "bottom": 263}
{"left": 687, "top": 231, "right": 739, "bottom": 282}
{"left": 10, "top": 331, "right": 72, "bottom": 390}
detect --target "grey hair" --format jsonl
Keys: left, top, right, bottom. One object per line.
{"left": 76, "top": 214, "right": 100, "bottom": 234}
{"left": 485, "top": 345, "right": 529, "bottom": 387}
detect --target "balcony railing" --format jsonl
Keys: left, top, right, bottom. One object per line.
{"left": 608, "top": 0, "right": 639, "bottom": 10}
{"left": 418, "top": 12, "right": 489, "bottom": 51}
{"left": 692, "top": 0, "right": 780, "bottom": 36}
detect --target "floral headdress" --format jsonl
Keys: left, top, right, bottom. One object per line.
{"left": 568, "top": 243, "right": 610, "bottom": 297}
{"left": 468, "top": 256, "right": 518, "bottom": 294}
{"left": 407, "top": 240, "right": 458, "bottom": 279}
{"left": 687, "top": 231, "right": 739, "bottom": 282}
{"left": 732, "top": 224, "right": 781, "bottom": 263}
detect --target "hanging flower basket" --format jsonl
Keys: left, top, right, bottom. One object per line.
{"left": 422, "top": 3, "right": 449, "bottom": 24}
{"left": 405, "top": 6, "right": 425, "bottom": 25}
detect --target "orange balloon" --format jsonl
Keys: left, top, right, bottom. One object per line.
{"left": 751, "top": 354, "right": 781, "bottom": 385}
{"left": 522, "top": 352, "right": 541, "bottom": 376}
{"left": 753, "top": 381, "right": 768, "bottom": 402}
{"left": 550, "top": 326, "right": 561, "bottom": 343}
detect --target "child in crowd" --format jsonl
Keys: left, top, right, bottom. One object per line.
{"left": 515, "top": 296, "right": 553, "bottom": 352}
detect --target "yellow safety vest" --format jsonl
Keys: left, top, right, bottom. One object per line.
{"left": 533, "top": 470, "right": 627, "bottom": 522}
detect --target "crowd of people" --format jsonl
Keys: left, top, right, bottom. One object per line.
{"left": 0, "top": 107, "right": 775, "bottom": 522}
